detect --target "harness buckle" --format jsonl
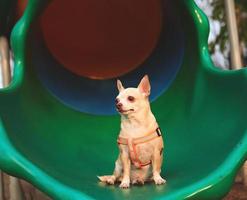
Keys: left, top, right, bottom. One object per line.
{"left": 156, "top": 127, "right": 162, "bottom": 136}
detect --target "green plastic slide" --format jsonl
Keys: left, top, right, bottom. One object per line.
{"left": 1, "top": 0, "right": 247, "bottom": 199}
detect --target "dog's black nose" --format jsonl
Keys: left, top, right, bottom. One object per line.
{"left": 116, "top": 103, "right": 123, "bottom": 109}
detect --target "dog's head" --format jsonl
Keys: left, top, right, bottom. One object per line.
{"left": 115, "top": 75, "right": 151, "bottom": 115}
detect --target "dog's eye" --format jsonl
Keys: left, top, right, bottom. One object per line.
{"left": 127, "top": 96, "right": 135, "bottom": 102}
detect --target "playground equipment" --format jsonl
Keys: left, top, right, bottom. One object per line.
{"left": 1, "top": 0, "right": 247, "bottom": 199}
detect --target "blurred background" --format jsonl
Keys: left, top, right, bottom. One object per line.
{"left": 0, "top": 0, "right": 247, "bottom": 199}
{"left": 196, "top": 0, "right": 247, "bottom": 70}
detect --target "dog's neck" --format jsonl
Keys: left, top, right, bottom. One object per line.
{"left": 120, "top": 102, "right": 157, "bottom": 138}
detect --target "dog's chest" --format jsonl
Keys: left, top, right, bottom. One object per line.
{"left": 134, "top": 142, "right": 154, "bottom": 162}
{"left": 119, "top": 117, "right": 162, "bottom": 165}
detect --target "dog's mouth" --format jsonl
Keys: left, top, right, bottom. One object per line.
{"left": 117, "top": 108, "right": 135, "bottom": 114}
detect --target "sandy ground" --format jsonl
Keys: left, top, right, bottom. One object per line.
{"left": 224, "top": 183, "right": 247, "bottom": 200}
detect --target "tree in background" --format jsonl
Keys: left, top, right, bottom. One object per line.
{"left": 210, "top": 0, "right": 247, "bottom": 67}
{"left": 195, "top": 0, "right": 247, "bottom": 69}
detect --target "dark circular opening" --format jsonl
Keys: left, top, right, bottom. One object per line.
{"left": 40, "top": 0, "right": 162, "bottom": 79}
{"left": 31, "top": 0, "right": 185, "bottom": 115}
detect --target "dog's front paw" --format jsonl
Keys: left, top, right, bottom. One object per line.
{"left": 154, "top": 176, "right": 166, "bottom": 185}
{"left": 119, "top": 180, "right": 130, "bottom": 189}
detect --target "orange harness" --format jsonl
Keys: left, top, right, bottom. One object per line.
{"left": 117, "top": 127, "right": 162, "bottom": 169}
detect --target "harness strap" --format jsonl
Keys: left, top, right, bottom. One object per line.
{"left": 117, "top": 127, "right": 162, "bottom": 168}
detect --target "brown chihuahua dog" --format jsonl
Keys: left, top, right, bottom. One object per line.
{"left": 98, "top": 75, "right": 165, "bottom": 188}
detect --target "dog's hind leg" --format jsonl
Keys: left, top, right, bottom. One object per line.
{"left": 98, "top": 156, "right": 122, "bottom": 185}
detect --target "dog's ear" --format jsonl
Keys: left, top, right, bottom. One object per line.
{"left": 117, "top": 79, "right": 125, "bottom": 92}
{"left": 138, "top": 75, "right": 151, "bottom": 96}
